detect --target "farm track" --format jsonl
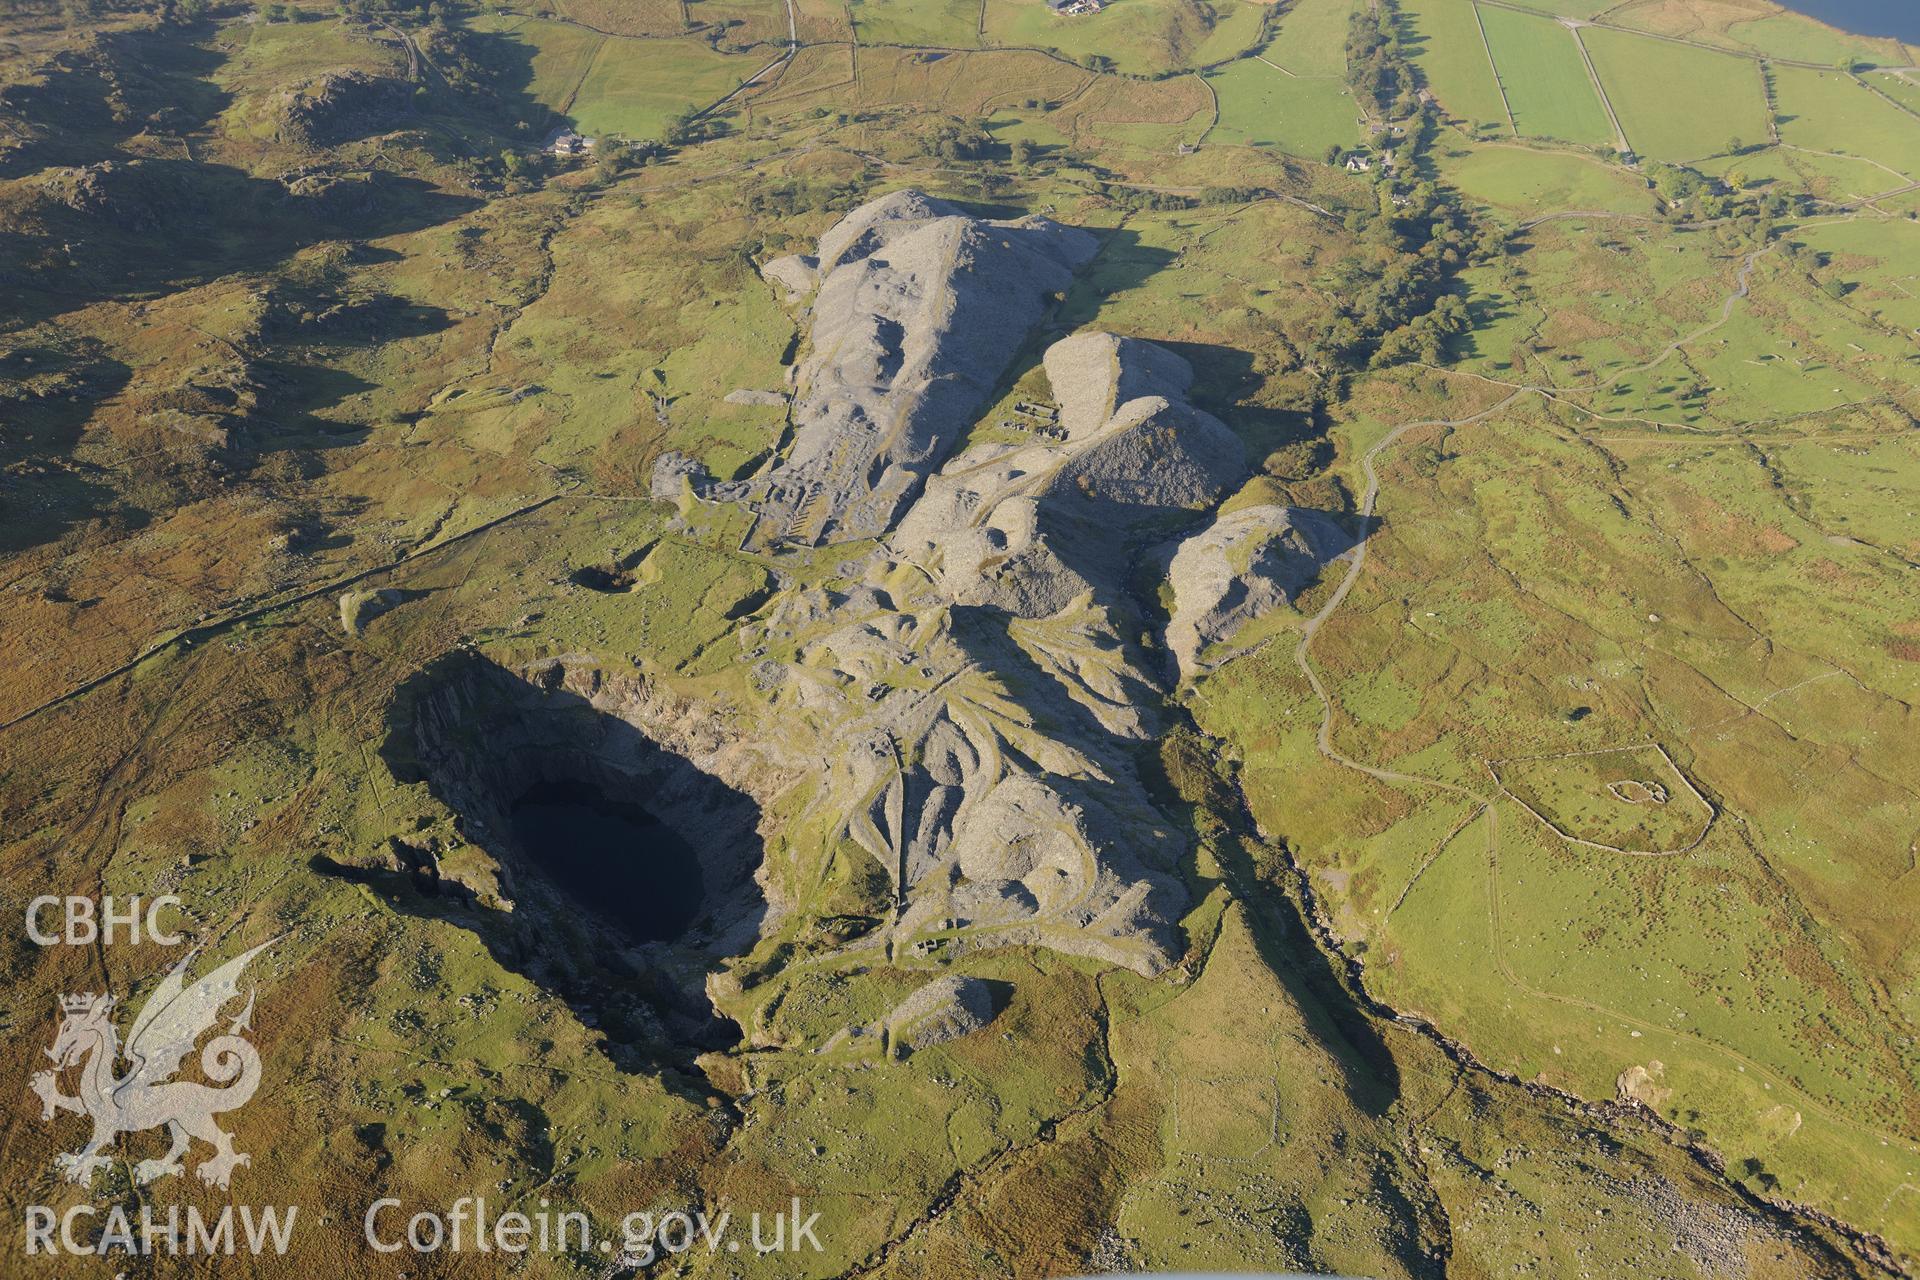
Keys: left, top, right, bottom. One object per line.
{"left": 699, "top": 0, "right": 798, "bottom": 118}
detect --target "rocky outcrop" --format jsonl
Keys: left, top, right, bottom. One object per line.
{"left": 709, "top": 191, "right": 1097, "bottom": 550}
{"left": 649, "top": 450, "right": 708, "bottom": 501}
{"left": 33, "top": 160, "right": 173, "bottom": 231}
{"left": 277, "top": 70, "right": 412, "bottom": 148}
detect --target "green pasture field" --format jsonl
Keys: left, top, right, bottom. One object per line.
{"left": 572, "top": 37, "right": 751, "bottom": 138}
{"left": 1584, "top": 26, "right": 1769, "bottom": 161}
{"left": 1261, "top": 0, "right": 1351, "bottom": 76}
{"left": 1435, "top": 144, "right": 1653, "bottom": 217}
{"left": 467, "top": 12, "right": 602, "bottom": 109}
{"left": 1774, "top": 66, "right": 1920, "bottom": 181}
{"left": 984, "top": 103, "right": 1076, "bottom": 155}
{"left": 1190, "top": 0, "right": 1271, "bottom": 66}
{"left": 1207, "top": 54, "right": 1359, "bottom": 156}
{"left": 846, "top": 0, "right": 981, "bottom": 48}
{"left": 467, "top": 16, "right": 753, "bottom": 138}
{"left": 1478, "top": 5, "right": 1612, "bottom": 145}
{"left": 1869, "top": 69, "right": 1920, "bottom": 113}
{"left": 1398, "top": 0, "right": 1510, "bottom": 131}
{"left": 1477, "top": 0, "right": 1614, "bottom": 16}
{"left": 1725, "top": 12, "right": 1900, "bottom": 67}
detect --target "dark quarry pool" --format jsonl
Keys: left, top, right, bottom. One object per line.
{"left": 507, "top": 779, "right": 705, "bottom": 945}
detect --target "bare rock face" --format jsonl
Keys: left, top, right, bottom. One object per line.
{"left": 717, "top": 190, "right": 1097, "bottom": 550}
{"left": 723, "top": 387, "right": 787, "bottom": 407}
{"left": 759, "top": 253, "right": 818, "bottom": 301}
{"left": 1160, "top": 503, "right": 1351, "bottom": 678}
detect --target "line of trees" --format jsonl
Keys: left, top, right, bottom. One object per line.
{"left": 1315, "top": 2, "right": 1495, "bottom": 371}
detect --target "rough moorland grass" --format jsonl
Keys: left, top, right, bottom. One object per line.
{"left": 1455, "top": 219, "right": 1733, "bottom": 386}
{"left": 761, "top": 43, "right": 1093, "bottom": 119}
{"left": 1792, "top": 215, "right": 1920, "bottom": 333}
{"left": 553, "top": 0, "right": 689, "bottom": 37}
{"left": 1773, "top": 66, "right": 1920, "bottom": 181}
{"left": 1207, "top": 55, "right": 1358, "bottom": 157}
{"left": 1478, "top": 4, "right": 1613, "bottom": 146}
{"left": 1400, "top": 0, "right": 1509, "bottom": 132}
{"left": 1698, "top": 144, "right": 1898, "bottom": 202}
{"left": 688, "top": 0, "right": 801, "bottom": 45}
{"left": 1196, "top": 374, "right": 1920, "bottom": 1246}
{"left": 1584, "top": 26, "right": 1770, "bottom": 161}
{"left": 14, "top": 5, "right": 1920, "bottom": 1268}
{"left": 215, "top": 15, "right": 406, "bottom": 140}
{"left": 1494, "top": 745, "right": 1714, "bottom": 852}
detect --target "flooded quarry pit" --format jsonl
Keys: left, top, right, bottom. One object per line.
{"left": 505, "top": 777, "right": 705, "bottom": 945}
{"left": 370, "top": 651, "right": 770, "bottom": 1066}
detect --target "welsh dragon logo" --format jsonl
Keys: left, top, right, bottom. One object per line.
{"left": 30, "top": 939, "right": 274, "bottom": 1190}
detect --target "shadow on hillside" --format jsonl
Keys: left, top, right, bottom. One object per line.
{"left": 1055, "top": 227, "right": 1180, "bottom": 327}
{"left": 1159, "top": 338, "right": 1320, "bottom": 456}
{"left": 0, "top": 27, "right": 231, "bottom": 178}
{"left": 5, "top": 164, "right": 480, "bottom": 330}
{"left": 0, "top": 345, "right": 132, "bottom": 556}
